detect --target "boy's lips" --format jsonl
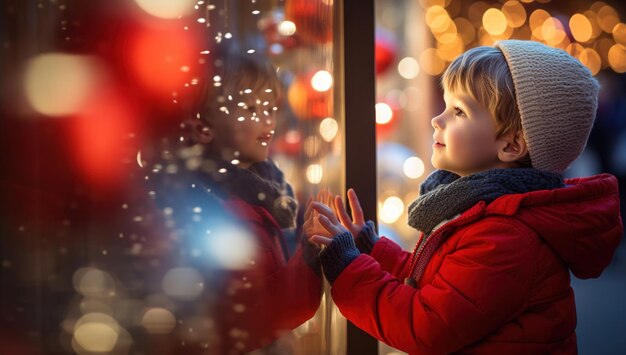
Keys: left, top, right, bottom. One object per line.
{"left": 433, "top": 137, "right": 446, "bottom": 147}
{"left": 257, "top": 132, "right": 274, "bottom": 145}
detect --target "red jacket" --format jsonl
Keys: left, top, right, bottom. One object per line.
{"left": 331, "top": 174, "right": 622, "bottom": 354}
{"left": 215, "top": 197, "right": 322, "bottom": 352}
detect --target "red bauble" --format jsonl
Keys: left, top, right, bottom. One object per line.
{"left": 285, "top": 0, "right": 333, "bottom": 44}
{"left": 375, "top": 29, "right": 398, "bottom": 75}
{"left": 287, "top": 72, "right": 333, "bottom": 120}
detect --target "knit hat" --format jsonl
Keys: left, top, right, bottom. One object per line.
{"left": 494, "top": 40, "right": 600, "bottom": 174}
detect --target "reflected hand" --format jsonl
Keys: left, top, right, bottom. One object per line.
{"left": 308, "top": 201, "right": 350, "bottom": 246}
{"left": 303, "top": 189, "right": 336, "bottom": 240}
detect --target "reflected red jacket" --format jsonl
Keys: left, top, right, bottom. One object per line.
{"left": 331, "top": 174, "right": 622, "bottom": 354}
{"left": 215, "top": 197, "right": 322, "bottom": 353}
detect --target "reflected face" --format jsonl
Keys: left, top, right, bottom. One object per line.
{"left": 206, "top": 87, "right": 279, "bottom": 168}
{"left": 430, "top": 90, "right": 503, "bottom": 176}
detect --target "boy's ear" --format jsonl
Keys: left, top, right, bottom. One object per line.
{"left": 497, "top": 131, "right": 528, "bottom": 163}
{"left": 185, "top": 118, "right": 213, "bottom": 144}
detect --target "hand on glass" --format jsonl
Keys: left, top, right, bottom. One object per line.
{"left": 333, "top": 188, "right": 366, "bottom": 239}
{"left": 303, "top": 189, "right": 338, "bottom": 241}
{"left": 308, "top": 200, "right": 349, "bottom": 246}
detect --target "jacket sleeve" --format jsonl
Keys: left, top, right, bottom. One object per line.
{"left": 368, "top": 236, "right": 414, "bottom": 280}
{"left": 330, "top": 219, "right": 536, "bottom": 354}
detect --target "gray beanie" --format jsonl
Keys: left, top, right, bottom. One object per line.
{"left": 494, "top": 40, "right": 600, "bottom": 174}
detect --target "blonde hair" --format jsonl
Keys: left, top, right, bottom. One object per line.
{"left": 441, "top": 46, "right": 531, "bottom": 166}
{"left": 441, "top": 46, "right": 521, "bottom": 139}
{"left": 198, "top": 52, "right": 283, "bottom": 119}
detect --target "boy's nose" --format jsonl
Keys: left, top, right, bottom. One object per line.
{"left": 431, "top": 114, "right": 444, "bottom": 129}
{"left": 263, "top": 113, "right": 277, "bottom": 128}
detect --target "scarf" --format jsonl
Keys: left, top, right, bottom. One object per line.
{"left": 408, "top": 168, "right": 565, "bottom": 235}
{"left": 201, "top": 159, "right": 298, "bottom": 229}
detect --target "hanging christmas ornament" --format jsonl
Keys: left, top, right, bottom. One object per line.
{"left": 375, "top": 28, "right": 398, "bottom": 75}
{"left": 287, "top": 70, "right": 333, "bottom": 120}
{"left": 284, "top": 0, "right": 333, "bottom": 44}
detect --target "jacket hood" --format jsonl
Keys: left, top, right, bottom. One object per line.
{"left": 485, "top": 173, "right": 623, "bottom": 279}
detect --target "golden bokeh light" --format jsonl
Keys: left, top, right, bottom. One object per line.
{"left": 483, "top": 8, "right": 508, "bottom": 35}
{"left": 433, "top": 20, "right": 458, "bottom": 44}
{"left": 596, "top": 37, "right": 615, "bottom": 68}
{"left": 579, "top": 48, "right": 602, "bottom": 75}
{"left": 420, "top": 48, "right": 446, "bottom": 76}
{"left": 570, "top": 14, "right": 593, "bottom": 43}
{"left": 306, "top": 164, "right": 324, "bottom": 184}
{"left": 468, "top": 2, "right": 489, "bottom": 24}
{"left": 529, "top": 9, "right": 551, "bottom": 31}
{"left": 597, "top": 5, "right": 620, "bottom": 33}
{"left": 437, "top": 36, "right": 465, "bottom": 62}
{"left": 454, "top": 17, "right": 476, "bottom": 45}
{"left": 23, "top": 53, "right": 103, "bottom": 117}
{"left": 501, "top": 1, "right": 527, "bottom": 28}
{"left": 566, "top": 42, "right": 585, "bottom": 58}
{"left": 134, "top": 0, "right": 195, "bottom": 19}
{"left": 425, "top": 6, "right": 451, "bottom": 32}
{"left": 419, "top": 0, "right": 451, "bottom": 9}
{"left": 542, "top": 17, "right": 566, "bottom": 46}
{"left": 584, "top": 10, "right": 604, "bottom": 40}
{"left": 613, "top": 23, "right": 626, "bottom": 46}
{"left": 608, "top": 44, "right": 626, "bottom": 72}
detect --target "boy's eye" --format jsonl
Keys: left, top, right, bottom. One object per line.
{"left": 454, "top": 107, "right": 466, "bottom": 117}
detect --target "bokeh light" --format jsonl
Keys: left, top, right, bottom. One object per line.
{"left": 380, "top": 196, "right": 404, "bottom": 224}
{"left": 579, "top": 48, "right": 602, "bottom": 75}
{"left": 278, "top": 20, "right": 297, "bottom": 36}
{"left": 134, "top": 0, "right": 195, "bottom": 19}
{"left": 319, "top": 117, "right": 339, "bottom": 142}
{"left": 162, "top": 267, "right": 204, "bottom": 300}
{"left": 501, "top": 1, "right": 527, "bottom": 28}
{"left": 403, "top": 157, "right": 425, "bottom": 179}
{"left": 310, "top": 70, "right": 333, "bottom": 92}
{"left": 306, "top": 164, "right": 323, "bottom": 184}
{"left": 570, "top": 14, "right": 594, "bottom": 43}
{"left": 482, "top": 8, "right": 508, "bottom": 35}
{"left": 73, "top": 313, "right": 120, "bottom": 353}
{"left": 73, "top": 268, "right": 116, "bottom": 298}
{"left": 608, "top": 44, "right": 626, "bottom": 72}
{"left": 397, "top": 57, "right": 420, "bottom": 79}
{"left": 23, "top": 53, "right": 102, "bottom": 117}
{"left": 141, "top": 308, "right": 177, "bottom": 334}
{"left": 375, "top": 103, "right": 393, "bottom": 124}
{"left": 207, "top": 225, "right": 258, "bottom": 270}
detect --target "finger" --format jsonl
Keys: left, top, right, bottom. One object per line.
{"left": 334, "top": 195, "right": 353, "bottom": 228}
{"left": 311, "top": 202, "right": 340, "bottom": 224}
{"left": 310, "top": 235, "right": 333, "bottom": 246}
{"left": 317, "top": 214, "right": 345, "bottom": 235}
{"left": 347, "top": 188, "right": 365, "bottom": 224}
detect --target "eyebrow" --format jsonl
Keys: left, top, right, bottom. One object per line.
{"left": 444, "top": 92, "right": 478, "bottom": 113}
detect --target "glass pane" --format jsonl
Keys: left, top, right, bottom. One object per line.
{"left": 0, "top": 0, "right": 344, "bottom": 354}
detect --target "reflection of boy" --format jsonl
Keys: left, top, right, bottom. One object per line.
{"left": 308, "top": 40, "right": 623, "bottom": 353}
{"left": 147, "top": 50, "right": 321, "bottom": 354}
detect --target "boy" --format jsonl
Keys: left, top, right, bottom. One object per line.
{"left": 144, "top": 49, "right": 322, "bottom": 354}
{"left": 307, "top": 40, "right": 623, "bottom": 354}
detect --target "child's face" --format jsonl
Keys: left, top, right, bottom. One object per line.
{"left": 430, "top": 89, "right": 506, "bottom": 176}
{"left": 206, "top": 87, "right": 278, "bottom": 168}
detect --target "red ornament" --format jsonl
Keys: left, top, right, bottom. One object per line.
{"left": 287, "top": 71, "right": 333, "bottom": 120}
{"left": 375, "top": 29, "right": 398, "bottom": 75}
{"left": 285, "top": 0, "right": 333, "bottom": 44}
